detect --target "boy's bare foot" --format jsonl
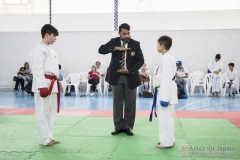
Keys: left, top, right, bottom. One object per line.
{"left": 211, "top": 93, "right": 215, "bottom": 97}
{"left": 156, "top": 144, "right": 174, "bottom": 149}
{"left": 157, "top": 142, "right": 175, "bottom": 145}
{"left": 47, "top": 139, "right": 60, "bottom": 146}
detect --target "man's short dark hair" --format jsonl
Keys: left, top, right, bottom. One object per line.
{"left": 158, "top": 36, "right": 172, "bottom": 50}
{"left": 228, "top": 63, "right": 234, "bottom": 67}
{"left": 119, "top": 23, "right": 130, "bottom": 32}
{"left": 215, "top": 54, "right": 221, "bottom": 60}
{"left": 41, "top": 24, "right": 59, "bottom": 38}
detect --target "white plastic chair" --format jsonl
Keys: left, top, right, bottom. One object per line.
{"left": 86, "top": 77, "right": 103, "bottom": 95}
{"left": 185, "top": 79, "right": 189, "bottom": 96}
{"left": 79, "top": 72, "right": 88, "bottom": 92}
{"left": 189, "top": 71, "right": 206, "bottom": 96}
{"left": 103, "top": 79, "right": 110, "bottom": 94}
{"left": 205, "top": 73, "right": 212, "bottom": 96}
{"left": 59, "top": 78, "right": 65, "bottom": 93}
{"left": 62, "top": 73, "right": 81, "bottom": 96}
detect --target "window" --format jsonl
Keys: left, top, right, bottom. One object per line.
{"left": 2, "top": 0, "right": 28, "bottom": 4}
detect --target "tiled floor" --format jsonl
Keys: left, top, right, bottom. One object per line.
{"left": 1, "top": 88, "right": 239, "bottom": 112}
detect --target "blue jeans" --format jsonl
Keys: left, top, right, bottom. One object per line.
{"left": 175, "top": 78, "right": 188, "bottom": 94}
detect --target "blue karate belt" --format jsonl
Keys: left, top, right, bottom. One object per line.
{"left": 149, "top": 87, "right": 158, "bottom": 121}
{"left": 229, "top": 80, "right": 233, "bottom": 89}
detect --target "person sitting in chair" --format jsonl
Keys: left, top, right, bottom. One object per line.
{"left": 224, "top": 63, "right": 239, "bottom": 96}
{"left": 138, "top": 63, "right": 150, "bottom": 97}
{"left": 88, "top": 65, "right": 101, "bottom": 96}
{"left": 14, "top": 62, "right": 31, "bottom": 91}
{"left": 95, "top": 61, "right": 104, "bottom": 77}
{"left": 175, "top": 61, "right": 188, "bottom": 97}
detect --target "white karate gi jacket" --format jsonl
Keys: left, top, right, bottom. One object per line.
{"left": 225, "top": 69, "right": 239, "bottom": 85}
{"left": 31, "top": 42, "right": 59, "bottom": 93}
{"left": 208, "top": 58, "right": 223, "bottom": 78}
{"left": 156, "top": 52, "right": 178, "bottom": 105}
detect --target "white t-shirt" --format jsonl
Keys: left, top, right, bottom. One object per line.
{"left": 176, "top": 67, "right": 188, "bottom": 78}
{"left": 97, "top": 67, "right": 104, "bottom": 76}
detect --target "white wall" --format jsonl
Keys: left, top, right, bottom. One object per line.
{"left": 1, "top": 29, "right": 240, "bottom": 88}
{"left": 1, "top": 10, "right": 240, "bottom": 87}
{"left": 1, "top": 10, "right": 240, "bottom": 32}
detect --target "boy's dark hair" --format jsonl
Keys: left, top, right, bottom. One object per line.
{"left": 215, "top": 54, "right": 221, "bottom": 60}
{"left": 41, "top": 24, "right": 59, "bottom": 38}
{"left": 158, "top": 36, "right": 172, "bottom": 50}
{"left": 228, "top": 63, "right": 234, "bottom": 67}
{"left": 119, "top": 23, "right": 130, "bottom": 32}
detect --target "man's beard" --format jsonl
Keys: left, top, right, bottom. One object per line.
{"left": 121, "top": 38, "right": 130, "bottom": 45}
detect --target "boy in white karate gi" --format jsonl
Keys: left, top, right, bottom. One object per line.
{"left": 224, "top": 63, "right": 239, "bottom": 96}
{"left": 31, "top": 24, "right": 60, "bottom": 146}
{"left": 156, "top": 36, "right": 178, "bottom": 149}
{"left": 208, "top": 54, "right": 223, "bottom": 97}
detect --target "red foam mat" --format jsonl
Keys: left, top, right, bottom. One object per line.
{"left": 175, "top": 111, "right": 225, "bottom": 119}
{"left": 0, "top": 108, "right": 240, "bottom": 128}
{"left": 222, "top": 112, "right": 240, "bottom": 128}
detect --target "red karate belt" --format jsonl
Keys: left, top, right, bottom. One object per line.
{"left": 44, "top": 74, "right": 60, "bottom": 113}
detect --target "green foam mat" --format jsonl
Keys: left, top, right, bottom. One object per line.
{"left": 0, "top": 115, "right": 239, "bottom": 160}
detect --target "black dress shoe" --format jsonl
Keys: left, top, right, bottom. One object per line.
{"left": 64, "top": 92, "right": 71, "bottom": 96}
{"left": 111, "top": 129, "right": 123, "bottom": 135}
{"left": 123, "top": 129, "right": 134, "bottom": 136}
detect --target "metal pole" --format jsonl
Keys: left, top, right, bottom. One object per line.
{"left": 114, "top": 0, "right": 118, "bottom": 31}
{"left": 49, "top": 0, "right": 52, "bottom": 24}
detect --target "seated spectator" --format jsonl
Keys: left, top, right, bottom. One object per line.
{"left": 138, "top": 63, "right": 150, "bottom": 97}
{"left": 14, "top": 62, "right": 32, "bottom": 91}
{"left": 88, "top": 65, "right": 101, "bottom": 95}
{"left": 224, "top": 63, "right": 239, "bottom": 96}
{"left": 175, "top": 61, "right": 188, "bottom": 96}
{"left": 95, "top": 61, "right": 104, "bottom": 77}
{"left": 58, "top": 64, "right": 64, "bottom": 81}
{"left": 57, "top": 64, "right": 72, "bottom": 96}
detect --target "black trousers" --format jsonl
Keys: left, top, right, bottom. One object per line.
{"left": 14, "top": 77, "right": 24, "bottom": 90}
{"left": 112, "top": 75, "right": 137, "bottom": 130}
{"left": 88, "top": 78, "right": 99, "bottom": 92}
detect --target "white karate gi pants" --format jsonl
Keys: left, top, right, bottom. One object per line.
{"left": 211, "top": 77, "right": 221, "bottom": 93}
{"left": 158, "top": 104, "right": 175, "bottom": 147}
{"left": 34, "top": 93, "right": 57, "bottom": 145}
{"left": 225, "top": 83, "right": 237, "bottom": 95}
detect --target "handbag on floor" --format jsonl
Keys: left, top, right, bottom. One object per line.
{"left": 13, "top": 76, "right": 18, "bottom": 81}
{"left": 142, "top": 91, "right": 153, "bottom": 98}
